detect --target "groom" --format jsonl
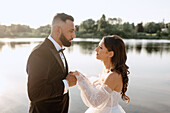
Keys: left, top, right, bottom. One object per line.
{"left": 26, "top": 13, "right": 77, "bottom": 113}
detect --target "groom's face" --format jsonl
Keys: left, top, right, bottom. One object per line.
{"left": 60, "top": 20, "right": 76, "bottom": 47}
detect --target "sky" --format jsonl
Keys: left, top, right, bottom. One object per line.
{"left": 0, "top": 0, "right": 170, "bottom": 28}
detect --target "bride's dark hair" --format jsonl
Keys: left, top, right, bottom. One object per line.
{"left": 104, "top": 35, "right": 130, "bottom": 104}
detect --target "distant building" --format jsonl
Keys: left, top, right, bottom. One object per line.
{"left": 161, "top": 28, "right": 168, "bottom": 33}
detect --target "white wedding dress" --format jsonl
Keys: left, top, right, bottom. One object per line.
{"left": 76, "top": 71, "right": 126, "bottom": 113}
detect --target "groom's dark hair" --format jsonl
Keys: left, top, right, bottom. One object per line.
{"left": 52, "top": 13, "right": 74, "bottom": 25}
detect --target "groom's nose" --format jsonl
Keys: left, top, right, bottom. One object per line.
{"left": 72, "top": 32, "right": 76, "bottom": 38}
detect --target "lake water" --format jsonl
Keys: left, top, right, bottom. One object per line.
{"left": 0, "top": 38, "right": 170, "bottom": 113}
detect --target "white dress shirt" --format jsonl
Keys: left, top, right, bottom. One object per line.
{"left": 48, "top": 35, "right": 69, "bottom": 94}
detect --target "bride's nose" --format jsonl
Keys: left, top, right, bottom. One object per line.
{"left": 95, "top": 46, "right": 98, "bottom": 52}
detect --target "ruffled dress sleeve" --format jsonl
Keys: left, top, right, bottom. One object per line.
{"left": 76, "top": 73, "right": 112, "bottom": 109}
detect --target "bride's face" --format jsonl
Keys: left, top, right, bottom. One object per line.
{"left": 95, "top": 39, "right": 113, "bottom": 61}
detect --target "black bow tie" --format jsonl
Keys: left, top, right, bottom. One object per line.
{"left": 58, "top": 48, "right": 65, "bottom": 53}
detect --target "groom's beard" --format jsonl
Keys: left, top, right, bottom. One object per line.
{"left": 60, "top": 33, "right": 71, "bottom": 47}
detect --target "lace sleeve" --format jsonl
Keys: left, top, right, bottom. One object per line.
{"left": 76, "top": 73, "right": 112, "bottom": 109}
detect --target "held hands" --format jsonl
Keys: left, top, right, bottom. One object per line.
{"left": 72, "top": 70, "right": 80, "bottom": 77}
{"left": 71, "top": 71, "right": 89, "bottom": 81}
{"left": 66, "top": 72, "right": 77, "bottom": 87}
{"left": 66, "top": 70, "right": 87, "bottom": 87}
{"left": 66, "top": 71, "right": 82, "bottom": 87}
{"left": 72, "top": 70, "right": 86, "bottom": 77}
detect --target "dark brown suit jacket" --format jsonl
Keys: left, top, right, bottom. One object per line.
{"left": 26, "top": 38, "right": 69, "bottom": 113}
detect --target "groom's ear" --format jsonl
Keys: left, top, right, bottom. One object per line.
{"left": 55, "top": 26, "right": 62, "bottom": 36}
{"left": 55, "top": 26, "right": 60, "bottom": 33}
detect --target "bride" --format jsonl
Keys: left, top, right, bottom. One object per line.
{"left": 70, "top": 35, "right": 130, "bottom": 113}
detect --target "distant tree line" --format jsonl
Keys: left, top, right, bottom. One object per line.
{"left": 77, "top": 14, "right": 170, "bottom": 39}
{"left": 0, "top": 14, "right": 170, "bottom": 39}
{"left": 0, "top": 24, "right": 50, "bottom": 38}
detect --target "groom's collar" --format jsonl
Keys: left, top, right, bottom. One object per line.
{"left": 48, "top": 35, "right": 63, "bottom": 51}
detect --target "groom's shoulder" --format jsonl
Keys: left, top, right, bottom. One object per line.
{"left": 32, "top": 42, "right": 44, "bottom": 52}
{"left": 29, "top": 41, "right": 51, "bottom": 58}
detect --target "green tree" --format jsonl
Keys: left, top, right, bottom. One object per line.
{"left": 97, "top": 14, "right": 108, "bottom": 36}
{"left": 10, "top": 24, "right": 32, "bottom": 33}
{"left": 36, "top": 24, "right": 51, "bottom": 37}
{"left": 37, "top": 25, "right": 51, "bottom": 34}
{"left": 0, "top": 25, "right": 6, "bottom": 37}
{"left": 79, "top": 19, "right": 96, "bottom": 34}
{"left": 122, "top": 22, "right": 135, "bottom": 38}
{"left": 144, "top": 22, "right": 161, "bottom": 33}
{"left": 166, "top": 23, "right": 170, "bottom": 34}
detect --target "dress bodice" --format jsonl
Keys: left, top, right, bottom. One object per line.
{"left": 76, "top": 71, "right": 125, "bottom": 113}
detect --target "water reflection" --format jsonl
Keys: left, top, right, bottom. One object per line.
{"left": 0, "top": 38, "right": 170, "bottom": 113}
{"left": 145, "top": 43, "right": 170, "bottom": 54}
{"left": 72, "top": 41, "right": 170, "bottom": 56}
{"left": 126, "top": 44, "right": 134, "bottom": 53}
{"left": 74, "top": 41, "right": 170, "bottom": 56}
{"left": 0, "top": 40, "right": 41, "bottom": 50}
{"left": 135, "top": 43, "right": 142, "bottom": 53}
{"left": 1, "top": 39, "right": 170, "bottom": 56}
{"left": 9, "top": 42, "right": 31, "bottom": 49}
{"left": 72, "top": 41, "right": 98, "bottom": 55}
{"left": 0, "top": 42, "right": 5, "bottom": 51}
{"left": 132, "top": 42, "right": 170, "bottom": 55}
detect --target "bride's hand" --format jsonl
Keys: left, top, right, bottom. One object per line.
{"left": 72, "top": 70, "right": 81, "bottom": 76}
{"left": 93, "top": 79, "right": 99, "bottom": 85}
{"left": 72, "top": 71, "right": 86, "bottom": 78}
{"left": 72, "top": 71, "right": 91, "bottom": 84}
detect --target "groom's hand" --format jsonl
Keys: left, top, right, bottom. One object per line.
{"left": 66, "top": 72, "right": 77, "bottom": 87}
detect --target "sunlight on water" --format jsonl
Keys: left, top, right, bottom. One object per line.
{"left": 0, "top": 38, "right": 170, "bottom": 113}
{"left": 0, "top": 37, "right": 101, "bottom": 43}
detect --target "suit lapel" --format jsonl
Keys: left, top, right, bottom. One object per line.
{"left": 50, "top": 48, "right": 65, "bottom": 73}
{"left": 63, "top": 53, "right": 68, "bottom": 74}
{"left": 44, "top": 38, "right": 65, "bottom": 73}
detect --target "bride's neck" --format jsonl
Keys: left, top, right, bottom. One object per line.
{"left": 103, "top": 60, "right": 114, "bottom": 73}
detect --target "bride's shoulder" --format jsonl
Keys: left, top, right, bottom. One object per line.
{"left": 103, "top": 72, "right": 121, "bottom": 90}
{"left": 107, "top": 71, "right": 121, "bottom": 80}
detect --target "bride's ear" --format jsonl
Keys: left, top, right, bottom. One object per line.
{"left": 108, "top": 51, "right": 114, "bottom": 58}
